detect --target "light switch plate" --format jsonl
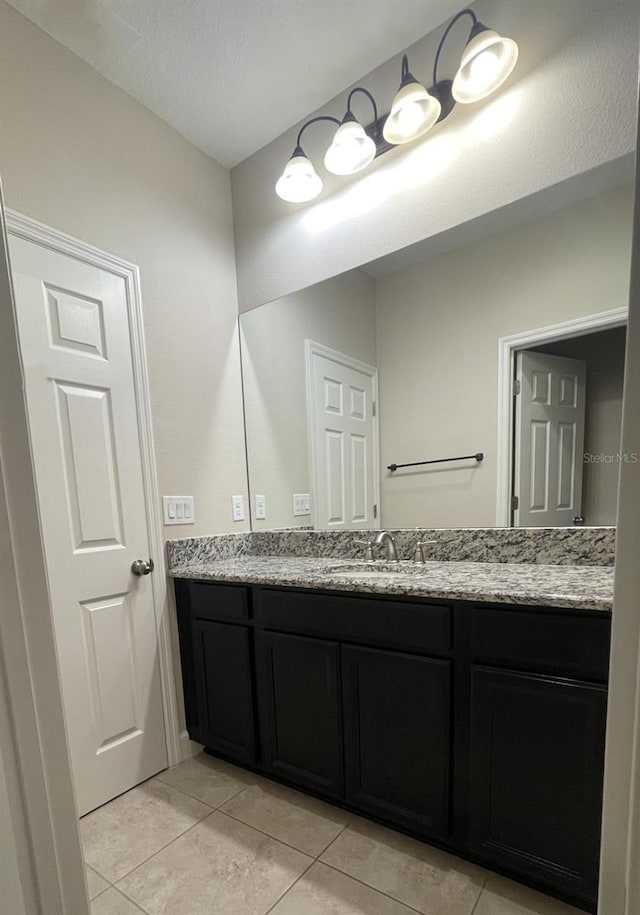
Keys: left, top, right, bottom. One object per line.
{"left": 255, "top": 494, "right": 266, "bottom": 520}
{"left": 232, "top": 494, "right": 245, "bottom": 522}
{"left": 293, "top": 493, "right": 311, "bottom": 516}
{"left": 163, "top": 496, "right": 195, "bottom": 525}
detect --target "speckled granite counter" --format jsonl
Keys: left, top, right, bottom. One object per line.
{"left": 168, "top": 556, "right": 614, "bottom": 612}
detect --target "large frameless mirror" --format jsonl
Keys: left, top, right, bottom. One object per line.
{"left": 241, "top": 159, "right": 634, "bottom": 532}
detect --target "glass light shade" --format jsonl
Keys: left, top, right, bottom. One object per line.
{"left": 324, "top": 120, "right": 377, "bottom": 176}
{"left": 275, "top": 153, "right": 323, "bottom": 202}
{"left": 383, "top": 81, "right": 442, "bottom": 145}
{"left": 452, "top": 29, "right": 519, "bottom": 104}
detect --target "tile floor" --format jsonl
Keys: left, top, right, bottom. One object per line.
{"left": 82, "top": 753, "right": 589, "bottom": 915}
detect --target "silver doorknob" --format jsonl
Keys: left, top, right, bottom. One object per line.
{"left": 131, "top": 558, "right": 155, "bottom": 576}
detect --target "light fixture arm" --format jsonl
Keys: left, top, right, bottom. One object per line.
{"left": 432, "top": 7, "right": 478, "bottom": 86}
{"left": 346, "top": 86, "right": 379, "bottom": 125}
{"left": 296, "top": 115, "right": 341, "bottom": 151}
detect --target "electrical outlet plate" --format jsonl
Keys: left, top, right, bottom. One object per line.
{"left": 255, "top": 494, "right": 266, "bottom": 520}
{"left": 231, "top": 494, "right": 245, "bottom": 522}
{"left": 163, "top": 496, "right": 195, "bottom": 525}
{"left": 293, "top": 493, "right": 311, "bottom": 516}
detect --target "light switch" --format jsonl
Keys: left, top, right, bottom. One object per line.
{"left": 255, "top": 494, "right": 266, "bottom": 520}
{"left": 232, "top": 494, "right": 245, "bottom": 522}
{"left": 293, "top": 493, "right": 311, "bottom": 516}
{"left": 163, "top": 496, "right": 195, "bottom": 526}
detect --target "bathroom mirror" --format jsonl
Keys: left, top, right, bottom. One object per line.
{"left": 240, "top": 159, "right": 634, "bottom": 531}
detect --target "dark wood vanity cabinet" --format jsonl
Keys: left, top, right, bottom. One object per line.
{"left": 174, "top": 579, "right": 610, "bottom": 912}
{"left": 256, "top": 630, "right": 344, "bottom": 797}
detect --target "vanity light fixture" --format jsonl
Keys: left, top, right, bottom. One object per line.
{"left": 275, "top": 7, "right": 518, "bottom": 203}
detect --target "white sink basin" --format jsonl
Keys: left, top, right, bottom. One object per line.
{"left": 324, "top": 562, "right": 420, "bottom": 576}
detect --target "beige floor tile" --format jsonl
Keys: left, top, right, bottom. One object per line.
{"left": 320, "top": 817, "right": 485, "bottom": 915}
{"left": 156, "top": 752, "right": 257, "bottom": 808}
{"left": 474, "top": 875, "right": 588, "bottom": 915}
{"left": 270, "top": 861, "right": 423, "bottom": 914}
{"left": 81, "top": 777, "right": 211, "bottom": 883}
{"left": 117, "top": 810, "right": 312, "bottom": 915}
{"left": 221, "top": 778, "right": 350, "bottom": 856}
{"left": 91, "top": 887, "right": 145, "bottom": 914}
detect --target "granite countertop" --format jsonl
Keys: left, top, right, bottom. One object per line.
{"left": 168, "top": 556, "right": 614, "bottom": 612}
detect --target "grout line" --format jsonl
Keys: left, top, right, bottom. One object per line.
{"left": 262, "top": 858, "right": 317, "bottom": 915}
{"left": 85, "top": 862, "right": 113, "bottom": 888}
{"left": 317, "top": 859, "right": 429, "bottom": 915}
{"left": 216, "top": 808, "right": 321, "bottom": 859}
{"left": 112, "top": 810, "right": 215, "bottom": 888}
{"left": 314, "top": 821, "right": 350, "bottom": 861}
{"left": 154, "top": 772, "right": 249, "bottom": 811}
{"left": 90, "top": 885, "right": 148, "bottom": 913}
{"left": 99, "top": 804, "right": 213, "bottom": 886}
{"left": 84, "top": 860, "right": 113, "bottom": 887}
{"left": 215, "top": 783, "right": 259, "bottom": 810}
{"left": 469, "top": 872, "right": 490, "bottom": 915}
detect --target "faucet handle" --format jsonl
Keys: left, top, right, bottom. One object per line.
{"left": 354, "top": 540, "right": 375, "bottom": 562}
{"left": 413, "top": 540, "right": 438, "bottom": 563}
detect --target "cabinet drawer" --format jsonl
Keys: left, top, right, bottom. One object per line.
{"left": 471, "top": 606, "right": 610, "bottom": 682}
{"left": 256, "top": 587, "right": 452, "bottom": 655}
{"left": 184, "top": 581, "right": 250, "bottom": 623}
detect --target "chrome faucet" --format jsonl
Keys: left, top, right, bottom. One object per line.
{"left": 375, "top": 530, "right": 399, "bottom": 562}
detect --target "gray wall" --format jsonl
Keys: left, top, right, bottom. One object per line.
{"left": 241, "top": 269, "right": 376, "bottom": 529}
{"left": 375, "top": 185, "right": 632, "bottom": 528}
{"left": 0, "top": 2, "right": 249, "bottom": 539}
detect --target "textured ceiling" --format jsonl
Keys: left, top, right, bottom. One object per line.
{"left": 5, "top": 0, "right": 466, "bottom": 167}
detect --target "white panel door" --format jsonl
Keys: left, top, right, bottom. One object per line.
{"left": 9, "top": 236, "right": 167, "bottom": 815}
{"left": 513, "top": 350, "right": 587, "bottom": 527}
{"left": 308, "top": 344, "right": 378, "bottom": 529}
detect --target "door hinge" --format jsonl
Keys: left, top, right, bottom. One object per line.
{"left": 373, "top": 504, "right": 378, "bottom": 519}
{"left": 372, "top": 401, "right": 377, "bottom": 417}
{"left": 511, "top": 495, "right": 519, "bottom": 511}
{"left": 513, "top": 379, "right": 521, "bottom": 395}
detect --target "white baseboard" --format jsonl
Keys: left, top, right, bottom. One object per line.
{"left": 179, "top": 730, "right": 203, "bottom": 762}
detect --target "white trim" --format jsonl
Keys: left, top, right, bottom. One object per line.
{"left": 496, "top": 308, "right": 628, "bottom": 526}
{"left": 5, "top": 209, "right": 182, "bottom": 767}
{"left": 304, "top": 339, "right": 381, "bottom": 530}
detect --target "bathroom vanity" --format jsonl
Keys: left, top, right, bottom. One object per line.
{"left": 171, "top": 542, "right": 612, "bottom": 913}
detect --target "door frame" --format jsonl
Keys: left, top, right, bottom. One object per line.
{"left": 5, "top": 209, "right": 182, "bottom": 768}
{"left": 495, "top": 308, "right": 628, "bottom": 527}
{"left": 305, "top": 339, "right": 381, "bottom": 530}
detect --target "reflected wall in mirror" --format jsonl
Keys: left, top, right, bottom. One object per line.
{"left": 240, "top": 165, "right": 633, "bottom": 530}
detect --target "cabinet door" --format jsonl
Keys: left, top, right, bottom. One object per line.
{"left": 257, "top": 631, "right": 343, "bottom": 798}
{"left": 192, "top": 619, "right": 256, "bottom": 764}
{"left": 342, "top": 645, "right": 451, "bottom": 840}
{"left": 469, "top": 666, "right": 607, "bottom": 905}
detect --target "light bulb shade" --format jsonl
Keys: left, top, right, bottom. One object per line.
{"left": 324, "top": 120, "right": 377, "bottom": 175}
{"left": 383, "top": 80, "right": 442, "bottom": 145}
{"left": 452, "top": 27, "right": 519, "bottom": 104}
{"left": 275, "top": 152, "right": 323, "bottom": 202}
